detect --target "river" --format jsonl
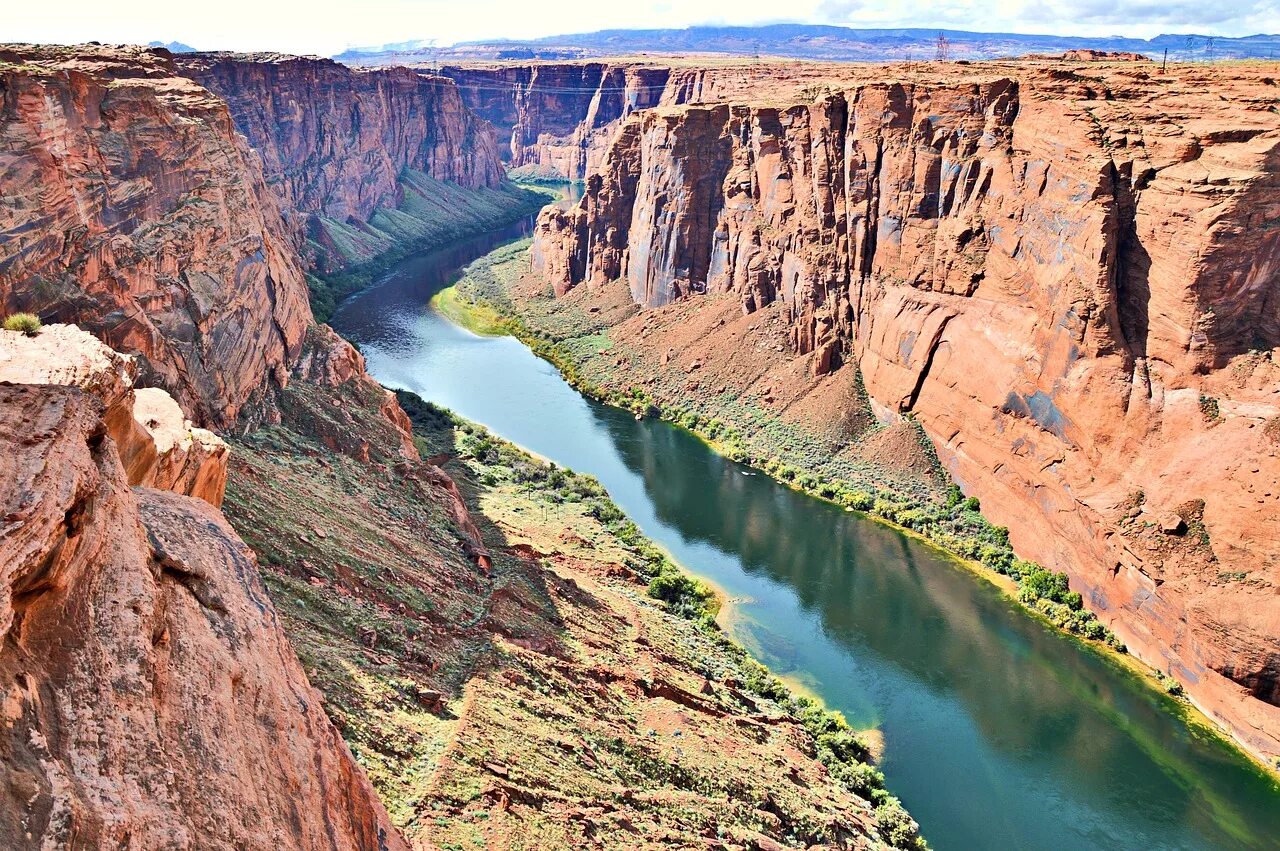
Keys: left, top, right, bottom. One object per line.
{"left": 330, "top": 209, "right": 1280, "bottom": 850}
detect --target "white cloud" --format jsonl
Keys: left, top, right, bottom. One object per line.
{"left": 6, "top": 0, "right": 1276, "bottom": 56}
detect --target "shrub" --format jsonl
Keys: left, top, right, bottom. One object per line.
{"left": 647, "top": 565, "right": 713, "bottom": 617}
{"left": 876, "top": 797, "right": 926, "bottom": 849}
{"left": 839, "top": 490, "right": 875, "bottom": 511}
{"left": 2, "top": 312, "right": 41, "bottom": 336}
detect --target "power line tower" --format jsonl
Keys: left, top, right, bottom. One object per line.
{"left": 935, "top": 32, "right": 950, "bottom": 63}
{"left": 1205, "top": 37, "right": 1216, "bottom": 62}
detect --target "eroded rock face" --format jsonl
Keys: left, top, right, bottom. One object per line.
{"left": 532, "top": 61, "right": 1280, "bottom": 762}
{"left": 0, "top": 44, "right": 312, "bottom": 428}
{"left": 441, "top": 63, "right": 674, "bottom": 180}
{"left": 176, "top": 54, "right": 504, "bottom": 227}
{"left": 0, "top": 381, "right": 406, "bottom": 850}
{"left": 0, "top": 324, "right": 228, "bottom": 506}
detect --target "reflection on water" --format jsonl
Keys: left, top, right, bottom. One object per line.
{"left": 331, "top": 212, "right": 1280, "bottom": 851}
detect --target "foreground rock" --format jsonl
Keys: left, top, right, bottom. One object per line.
{"left": 0, "top": 324, "right": 228, "bottom": 506}
{"left": 0, "top": 44, "right": 312, "bottom": 427}
{"left": 530, "top": 59, "right": 1280, "bottom": 764}
{"left": 0, "top": 378, "right": 405, "bottom": 848}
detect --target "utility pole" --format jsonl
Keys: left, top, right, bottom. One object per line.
{"left": 1161, "top": 47, "right": 1168, "bottom": 73}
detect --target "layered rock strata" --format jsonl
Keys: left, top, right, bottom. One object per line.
{"left": 531, "top": 60, "right": 1280, "bottom": 763}
{"left": 0, "top": 44, "right": 312, "bottom": 427}
{"left": 176, "top": 54, "right": 504, "bottom": 227}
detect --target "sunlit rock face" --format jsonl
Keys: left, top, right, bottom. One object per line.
{"left": 532, "top": 60, "right": 1280, "bottom": 763}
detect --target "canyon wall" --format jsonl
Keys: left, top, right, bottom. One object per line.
{"left": 0, "top": 45, "right": 312, "bottom": 428}
{"left": 177, "top": 53, "right": 504, "bottom": 226}
{"left": 532, "top": 62, "right": 1280, "bottom": 762}
{"left": 439, "top": 61, "right": 813, "bottom": 180}
{"left": 0, "top": 325, "right": 406, "bottom": 850}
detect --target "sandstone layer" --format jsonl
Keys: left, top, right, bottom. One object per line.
{"left": 0, "top": 44, "right": 312, "bottom": 427}
{"left": 176, "top": 54, "right": 504, "bottom": 228}
{"left": 530, "top": 59, "right": 1280, "bottom": 763}
{"left": 0, "top": 353, "right": 405, "bottom": 849}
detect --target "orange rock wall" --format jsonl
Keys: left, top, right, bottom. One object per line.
{"left": 0, "top": 380, "right": 406, "bottom": 850}
{"left": 532, "top": 63, "right": 1280, "bottom": 762}
{"left": 178, "top": 54, "right": 505, "bottom": 225}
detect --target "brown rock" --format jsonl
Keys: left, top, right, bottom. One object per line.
{"left": 0, "top": 382, "right": 406, "bottom": 850}
{"left": 132, "top": 388, "right": 229, "bottom": 506}
{"left": 0, "top": 324, "right": 227, "bottom": 505}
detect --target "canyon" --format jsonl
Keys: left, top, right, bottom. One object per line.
{"left": 519, "top": 58, "right": 1280, "bottom": 764}
{"left": 0, "top": 43, "right": 918, "bottom": 849}
{"left": 2, "top": 33, "right": 1278, "bottom": 850}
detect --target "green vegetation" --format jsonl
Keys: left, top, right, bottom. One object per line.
{"left": 439, "top": 241, "right": 1128, "bottom": 658}
{"left": 307, "top": 176, "right": 555, "bottom": 322}
{"left": 2, "top": 312, "right": 42, "bottom": 336}
{"left": 1199, "top": 394, "right": 1222, "bottom": 422}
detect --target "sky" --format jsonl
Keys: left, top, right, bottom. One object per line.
{"left": 7, "top": 0, "right": 1279, "bottom": 56}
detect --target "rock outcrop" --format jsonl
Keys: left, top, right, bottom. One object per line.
{"left": 0, "top": 324, "right": 228, "bottom": 506}
{"left": 176, "top": 54, "right": 504, "bottom": 227}
{"left": 0, "top": 347, "right": 405, "bottom": 848}
{"left": 531, "top": 60, "right": 1280, "bottom": 763}
{"left": 0, "top": 44, "right": 312, "bottom": 427}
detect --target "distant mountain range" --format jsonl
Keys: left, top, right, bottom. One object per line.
{"left": 336, "top": 24, "right": 1280, "bottom": 65}
{"left": 148, "top": 40, "right": 197, "bottom": 53}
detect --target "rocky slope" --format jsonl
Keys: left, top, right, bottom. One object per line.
{"left": 0, "top": 44, "right": 312, "bottom": 428}
{"left": 0, "top": 324, "right": 405, "bottom": 850}
{"left": 529, "top": 59, "right": 1280, "bottom": 764}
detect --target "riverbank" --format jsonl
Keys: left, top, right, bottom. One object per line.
{"left": 434, "top": 238, "right": 1280, "bottom": 781}
{"left": 308, "top": 176, "right": 556, "bottom": 322}
{"left": 222, "top": 347, "right": 928, "bottom": 848}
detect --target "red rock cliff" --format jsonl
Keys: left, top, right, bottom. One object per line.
{"left": 441, "top": 62, "right": 674, "bottom": 179}
{"left": 0, "top": 44, "right": 312, "bottom": 428}
{"left": 176, "top": 53, "right": 504, "bottom": 227}
{"left": 532, "top": 61, "right": 1280, "bottom": 763}
{"left": 0, "top": 348, "right": 406, "bottom": 849}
